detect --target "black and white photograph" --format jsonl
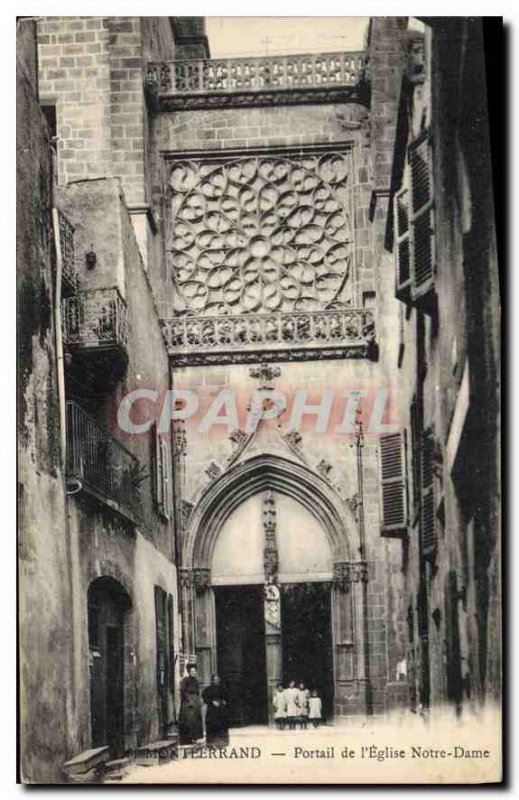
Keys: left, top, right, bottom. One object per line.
{"left": 15, "top": 13, "right": 503, "bottom": 785}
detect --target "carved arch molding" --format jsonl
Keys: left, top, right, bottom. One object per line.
{"left": 167, "top": 147, "right": 356, "bottom": 317}
{"left": 182, "top": 453, "right": 359, "bottom": 568}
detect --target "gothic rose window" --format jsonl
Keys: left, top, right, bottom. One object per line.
{"left": 169, "top": 152, "right": 355, "bottom": 316}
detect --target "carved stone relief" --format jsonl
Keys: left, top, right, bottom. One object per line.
{"left": 333, "top": 560, "right": 368, "bottom": 592}
{"left": 205, "top": 461, "right": 222, "bottom": 482}
{"left": 262, "top": 490, "right": 279, "bottom": 584}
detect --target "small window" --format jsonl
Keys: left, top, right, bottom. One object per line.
{"left": 41, "top": 101, "right": 57, "bottom": 141}
{"left": 41, "top": 101, "right": 58, "bottom": 181}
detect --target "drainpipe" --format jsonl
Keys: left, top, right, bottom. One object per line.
{"left": 52, "top": 203, "right": 67, "bottom": 462}
{"left": 51, "top": 167, "right": 80, "bottom": 750}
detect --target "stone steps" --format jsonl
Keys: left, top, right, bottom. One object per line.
{"left": 134, "top": 738, "right": 179, "bottom": 766}
{"left": 101, "top": 757, "right": 132, "bottom": 781}
{"left": 63, "top": 746, "right": 109, "bottom": 783}
{"left": 65, "top": 735, "right": 189, "bottom": 782}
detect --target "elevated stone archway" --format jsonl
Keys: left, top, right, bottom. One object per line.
{"left": 183, "top": 453, "right": 359, "bottom": 569}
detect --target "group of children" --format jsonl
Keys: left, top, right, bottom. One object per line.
{"left": 273, "top": 680, "right": 323, "bottom": 730}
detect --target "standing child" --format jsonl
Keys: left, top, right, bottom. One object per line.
{"left": 309, "top": 689, "right": 322, "bottom": 728}
{"left": 297, "top": 682, "right": 310, "bottom": 729}
{"left": 273, "top": 683, "right": 287, "bottom": 730}
{"left": 284, "top": 680, "right": 300, "bottom": 730}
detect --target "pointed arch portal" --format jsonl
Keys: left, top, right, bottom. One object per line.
{"left": 184, "top": 453, "right": 359, "bottom": 566}
{"left": 180, "top": 453, "right": 370, "bottom": 721}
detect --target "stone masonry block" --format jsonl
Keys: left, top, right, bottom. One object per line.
{"left": 75, "top": 32, "right": 96, "bottom": 43}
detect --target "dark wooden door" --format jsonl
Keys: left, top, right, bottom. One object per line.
{"left": 88, "top": 577, "right": 129, "bottom": 756}
{"left": 105, "top": 625, "right": 124, "bottom": 755}
{"left": 281, "top": 583, "right": 334, "bottom": 719}
{"left": 215, "top": 586, "right": 268, "bottom": 727}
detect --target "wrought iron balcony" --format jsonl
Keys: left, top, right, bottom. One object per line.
{"left": 66, "top": 401, "right": 144, "bottom": 525}
{"left": 57, "top": 209, "right": 78, "bottom": 296}
{"left": 146, "top": 51, "right": 368, "bottom": 109}
{"left": 160, "top": 308, "right": 376, "bottom": 366}
{"left": 62, "top": 287, "right": 129, "bottom": 356}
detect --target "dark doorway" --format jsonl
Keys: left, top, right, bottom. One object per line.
{"left": 88, "top": 577, "right": 131, "bottom": 756}
{"left": 281, "top": 582, "right": 334, "bottom": 720}
{"left": 215, "top": 585, "right": 268, "bottom": 727}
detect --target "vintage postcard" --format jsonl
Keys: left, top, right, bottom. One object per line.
{"left": 17, "top": 15, "right": 502, "bottom": 784}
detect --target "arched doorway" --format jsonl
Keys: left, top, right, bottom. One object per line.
{"left": 87, "top": 576, "right": 132, "bottom": 755}
{"left": 211, "top": 492, "right": 335, "bottom": 725}
{"left": 181, "top": 454, "right": 369, "bottom": 723}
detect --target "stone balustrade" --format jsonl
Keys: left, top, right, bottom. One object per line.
{"left": 160, "top": 308, "right": 376, "bottom": 365}
{"left": 146, "top": 51, "right": 368, "bottom": 108}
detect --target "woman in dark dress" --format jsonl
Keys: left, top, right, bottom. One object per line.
{"left": 179, "top": 664, "right": 204, "bottom": 744}
{"left": 202, "top": 674, "right": 229, "bottom": 747}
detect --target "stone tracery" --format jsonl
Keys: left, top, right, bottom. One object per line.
{"left": 169, "top": 152, "right": 355, "bottom": 317}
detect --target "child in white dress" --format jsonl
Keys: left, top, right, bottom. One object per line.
{"left": 284, "top": 680, "right": 300, "bottom": 730}
{"left": 298, "top": 682, "right": 310, "bottom": 729}
{"left": 309, "top": 689, "right": 322, "bottom": 728}
{"left": 273, "top": 683, "right": 287, "bottom": 730}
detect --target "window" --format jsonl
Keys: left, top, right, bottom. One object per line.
{"left": 41, "top": 101, "right": 57, "bottom": 141}
{"left": 394, "top": 133, "right": 435, "bottom": 310}
{"left": 152, "top": 423, "right": 173, "bottom": 520}
{"left": 378, "top": 431, "right": 408, "bottom": 536}
{"left": 41, "top": 101, "right": 58, "bottom": 182}
{"left": 409, "top": 396, "right": 437, "bottom": 559}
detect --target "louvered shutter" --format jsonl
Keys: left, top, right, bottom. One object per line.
{"left": 379, "top": 431, "right": 408, "bottom": 536}
{"left": 409, "top": 137, "right": 435, "bottom": 304}
{"left": 420, "top": 429, "right": 437, "bottom": 557}
{"left": 394, "top": 186, "right": 412, "bottom": 301}
{"left": 410, "top": 397, "right": 421, "bottom": 517}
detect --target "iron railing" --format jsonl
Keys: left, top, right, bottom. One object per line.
{"left": 66, "top": 400, "right": 143, "bottom": 523}
{"left": 147, "top": 51, "right": 366, "bottom": 96}
{"left": 62, "top": 288, "right": 129, "bottom": 353}
{"left": 57, "top": 209, "right": 78, "bottom": 295}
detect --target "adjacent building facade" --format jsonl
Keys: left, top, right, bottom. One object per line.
{"left": 385, "top": 18, "right": 501, "bottom": 713}
{"left": 17, "top": 15, "right": 500, "bottom": 782}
